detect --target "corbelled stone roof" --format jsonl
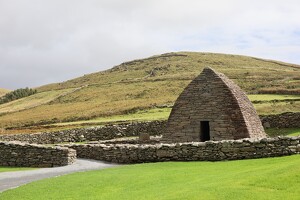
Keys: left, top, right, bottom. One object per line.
{"left": 162, "top": 67, "right": 266, "bottom": 143}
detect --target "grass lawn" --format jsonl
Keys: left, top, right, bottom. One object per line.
{"left": 1, "top": 155, "right": 300, "bottom": 199}
{"left": 0, "top": 167, "right": 34, "bottom": 173}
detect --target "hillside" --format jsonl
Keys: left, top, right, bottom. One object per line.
{"left": 0, "top": 88, "right": 10, "bottom": 97}
{"left": 0, "top": 52, "right": 300, "bottom": 130}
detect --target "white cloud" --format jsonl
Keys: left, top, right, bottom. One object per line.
{"left": 0, "top": 0, "right": 299, "bottom": 89}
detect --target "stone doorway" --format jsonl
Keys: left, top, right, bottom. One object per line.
{"left": 200, "top": 121, "right": 210, "bottom": 142}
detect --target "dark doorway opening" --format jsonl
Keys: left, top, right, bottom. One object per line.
{"left": 200, "top": 121, "right": 210, "bottom": 142}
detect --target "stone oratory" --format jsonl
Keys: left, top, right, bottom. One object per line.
{"left": 162, "top": 67, "right": 266, "bottom": 143}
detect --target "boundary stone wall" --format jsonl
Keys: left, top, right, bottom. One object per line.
{"left": 261, "top": 112, "right": 300, "bottom": 128}
{"left": 0, "top": 113, "right": 299, "bottom": 144}
{"left": 65, "top": 137, "right": 300, "bottom": 163}
{"left": 0, "top": 121, "right": 165, "bottom": 144}
{"left": 0, "top": 141, "right": 76, "bottom": 167}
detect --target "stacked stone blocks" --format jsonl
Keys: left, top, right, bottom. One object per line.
{"left": 0, "top": 141, "right": 76, "bottom": 167}
{"left": 66, "top": 136, "right": 300, "bottom": 164}
{"left": 163, "top": 67, "right": 266, "bottom": 143}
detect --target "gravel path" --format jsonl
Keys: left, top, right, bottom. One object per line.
{"left": 0, "top": 159, "right": 118, "bottom": 193}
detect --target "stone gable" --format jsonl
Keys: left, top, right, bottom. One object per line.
{"left": 162, "top": 67, "right": 266, "bottom": 143}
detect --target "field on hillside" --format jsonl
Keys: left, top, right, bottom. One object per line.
{"left": 1, "top": 155, "right": 300, "bottom": 200}
{"left": 0, "top": 88, "right": 76, "bottom": 115}
{"left": 1, "top": 94, "right": 299, "bottom": 134}
{"left": 0, "top": 52, "right": 299, "bottom": 130}
{"left": 0, "top": 88, "right": 10, "bottom": 97}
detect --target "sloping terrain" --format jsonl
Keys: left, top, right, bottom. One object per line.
{"left": 0, "top": 88, "right": 10, "bottom": 97}
{"left": 0, "top": 88, "right": 78, "bottom": 115}
{"left": 0, "top": 52, "right": 299, "bottom": 129}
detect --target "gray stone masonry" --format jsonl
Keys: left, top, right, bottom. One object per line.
{"left": 0, "top": 141, "right": 76, "bottom": 167}
{"left": 65, "top": 136, "right": 300, "bottom": 164}
{"left": 163, "top": 67, "right": 266, "bottom": 143}
{"left": 0, "top": 112, "right": 299, "bottom": 144}
{"left": 0, "top": 121, "right": 165, "bottom": 144}
{"left": 261, "top": 112, "right": 300, "bottom": 128}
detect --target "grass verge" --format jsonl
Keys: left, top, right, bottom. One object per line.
{"left": 0, "top": 167, "right": 35, "bottom": 173}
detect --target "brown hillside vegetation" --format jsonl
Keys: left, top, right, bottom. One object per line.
{"left": 0, "top": 52, "right": 299, "bottom": 129}
{"left": 0, "top": 88, "right": 10, "bottom": 97}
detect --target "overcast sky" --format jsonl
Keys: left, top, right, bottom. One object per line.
{"left": 1, "top": 0, "right": 300, "bottom": 89}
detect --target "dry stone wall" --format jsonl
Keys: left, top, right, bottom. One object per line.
{"left": 0, "top": 141, "right": 76, "bottom": 167}
{"left": 65, "top": 136, "right": 300, "bottom": 164}
{"left": 0, "top": 121, "right": 165, "bottom": 144}
{"left": 261, "top": 112, "right": 300, "bottom": 128}
{"left": 0, "top": 113, "right": 299, "bottom": 167}
{"left": 0, "top": 113, "right": 299, "bottom": 145}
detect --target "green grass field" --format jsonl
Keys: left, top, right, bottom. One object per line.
{"left": 0, "top": 167, "right": 34, "bottom": 173}
{"left": 1, "top": 155, "right": 300, "bottom": 200}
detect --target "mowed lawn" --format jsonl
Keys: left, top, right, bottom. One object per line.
{"left": 1, "top": 155, "right": 300, "bottom": 200}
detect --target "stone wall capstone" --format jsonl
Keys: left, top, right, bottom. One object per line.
{"left": 65, "top": 137, "right": 300, "bottom": 164}
{"left": 0, "top": 141, "right": 76, "bottom": 167}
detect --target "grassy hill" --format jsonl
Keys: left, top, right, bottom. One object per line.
{"left": 0, "top": 88, "right": 10, "bottom": 97}
{"left": 0, "top": 52, "right": 300, "bottom": 131}
{"left": 0, "top": 88, "right": 77, "bottom": 115}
